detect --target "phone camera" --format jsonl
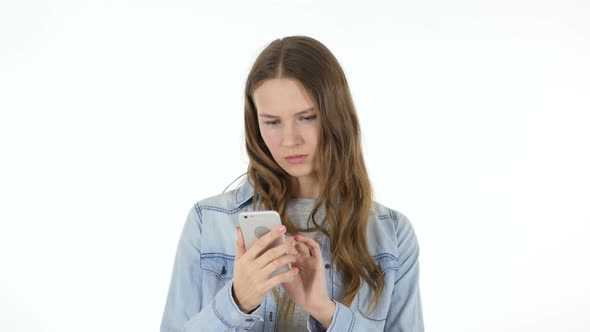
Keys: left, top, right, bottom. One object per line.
{"left": 244, "top": 215, "right": 248, "bottom": 219}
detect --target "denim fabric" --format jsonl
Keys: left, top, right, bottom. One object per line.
{"left": 160, "top": 180, "right": 424, "bottom": 332}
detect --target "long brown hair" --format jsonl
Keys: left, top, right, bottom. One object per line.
{"left": 243, "top": 35, "right": 384, "bottom": 324}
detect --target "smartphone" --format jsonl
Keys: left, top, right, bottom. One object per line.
{"left": 238, "top": 210, "right": 292, "bottom": 278}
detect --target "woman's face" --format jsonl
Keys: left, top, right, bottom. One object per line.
{"left": 253, "top": 78, "right": 321, "bottom": 181}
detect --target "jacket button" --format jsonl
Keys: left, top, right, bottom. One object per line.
{"left": 245, "top": 318, "right": 254, "bottom": 322}
{"left": 324, "top": 264, "right": 330, "bottom": 269}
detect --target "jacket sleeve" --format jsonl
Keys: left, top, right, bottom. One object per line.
{"left": 306, "top": 211, "right": 424, "bottom": 332}
{"left": 384, "top": 211, "right": 424, "bottom": 331}
{"left": 160, "top": 204, "right": 265, "bottom": 332}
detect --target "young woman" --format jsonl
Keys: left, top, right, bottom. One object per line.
{"left": 160, "top": 36, "right": 424, "bottom": 332}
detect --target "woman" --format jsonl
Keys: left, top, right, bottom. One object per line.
{"left": 160, "top": 35, "right": 424, "bottom": 332}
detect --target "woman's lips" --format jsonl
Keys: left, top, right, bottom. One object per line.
{"left": 285, "top": 155, "right": 307, "bottom": 164}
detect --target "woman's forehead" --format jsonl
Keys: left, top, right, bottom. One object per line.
{"left": 253, "top": 78, "right": 316, "bottom": 116}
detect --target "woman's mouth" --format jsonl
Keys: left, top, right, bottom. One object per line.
{"left": 285, "top": 155, "right": 307, "bottom": 164}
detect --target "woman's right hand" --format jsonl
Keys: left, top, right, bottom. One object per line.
{"left": 232, "top": 225, "right": 300, "bottom": 313}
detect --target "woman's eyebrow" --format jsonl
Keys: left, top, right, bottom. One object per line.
{"left": 259, "top": 107, "right": 315, "bottom": 118}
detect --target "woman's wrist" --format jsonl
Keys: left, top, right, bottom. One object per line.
{"left": 231, "top": 283, "right": 258, "bottom": 313}
{"left": 309, "top": 298, "right": 337, "bottom": 329}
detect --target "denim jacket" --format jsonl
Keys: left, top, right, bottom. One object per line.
{"left": 160, "top": 180, "right": 424, "bottom": 332}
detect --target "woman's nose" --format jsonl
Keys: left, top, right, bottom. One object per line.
{"left": 282, "top": 124, "right": 302, "bottom": 146}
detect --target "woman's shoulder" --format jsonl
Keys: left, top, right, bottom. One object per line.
{"left": 370, "top": 200, "right": 413, "bottom": 231}
{"left": 368, "top": 200, "right": 419, "bottom": 255}
{"left": 192, "top": 179, "right": 254, "bottom": 213}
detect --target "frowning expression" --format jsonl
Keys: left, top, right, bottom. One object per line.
{"left": 253, "top": 78, "right": 321, "bottom": 180}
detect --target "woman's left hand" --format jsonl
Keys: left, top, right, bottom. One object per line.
{"left": 282, "top": 235, "right": 336, "bottom": 328}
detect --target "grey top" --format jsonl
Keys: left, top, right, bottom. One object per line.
{"left": 277, "top": 197, "right": 326, "bottom": 332}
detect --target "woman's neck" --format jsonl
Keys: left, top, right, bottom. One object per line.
{"left": 289, "top": 175, "right": 320, "bottom": 198}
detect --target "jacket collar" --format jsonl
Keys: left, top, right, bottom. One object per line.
{"left": 235, "top": 178, "right": 255, "bottom": 207}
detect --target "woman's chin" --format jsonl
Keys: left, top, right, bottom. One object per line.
{"left": 283, "top": 167, "right": 316, "bottom": 179}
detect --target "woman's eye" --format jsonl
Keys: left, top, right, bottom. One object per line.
{"left": 265, "top": 120, "right": 280, "bottom": 126}
{"left": 300, "top": 115, "right": 317, "bottom": 122}
{"left": 264, "top": 115, "right": 316, "bottom": 126}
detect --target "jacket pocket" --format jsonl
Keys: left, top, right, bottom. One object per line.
{"left": 356, "top": 253, "right": 400, "bottom": 321}
{"left": 201, "top": 253, "right": 235, "bottom": 280}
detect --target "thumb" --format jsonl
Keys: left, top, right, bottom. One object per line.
{"left": 236, "top": 226, "right": 246, "bottom": 258}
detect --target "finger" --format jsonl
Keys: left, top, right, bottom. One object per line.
{"left": 261, "top": 254, "right": 298, "bottom": 277}
{"left": 287, "top": 247, "right": 299, "bottom": 256}
{"left": 236, "top": 227, "right": 247, "bottom": 258}
{"left": 256, "top": 237, "right": 296, "bottom": 268}
{"left": 245, "top": 225, "right": 287, "bottom": 259}
{"left": 264, "top": 267, "right": 300, "bottom": 290}
{"left": 295, "top": 242, "right": 310, "bottom": 257}
{"left": 295, "top": 235, "right": 321, "bottom": 257}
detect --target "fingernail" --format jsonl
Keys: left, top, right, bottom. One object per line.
{"left": 278, "top": 226, "right": 286, "bottom": 233}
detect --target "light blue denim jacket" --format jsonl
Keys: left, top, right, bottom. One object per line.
{"left": 160, "top": 180, "right": 424, "bottom": 332}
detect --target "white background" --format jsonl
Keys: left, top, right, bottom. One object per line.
{"left": 1, "top": 1, "right": 589, "bottom": 331}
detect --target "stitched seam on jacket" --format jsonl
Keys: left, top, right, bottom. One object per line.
{"left": 212, "top": 298, "right": 235, "bottom": 329}
{"left": 200, "top": 205, "right": 243, "bottom": 214}
{"left": 201, "top": 253, "right": 235, "bottom": 260}
{"left": 374, "top": 253, "right": 397, "bottom": 261}
{"left": 194, "top": 203, "right": 203, "bottom": 220}
{"left": 347, "top": 313, "right": 356, "bottom": 332}
{"left": 388, "top": 209, "right": 398, "bottom": 225}
{"left": 348, "top": 313, "right": 356, "bottom": 332}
